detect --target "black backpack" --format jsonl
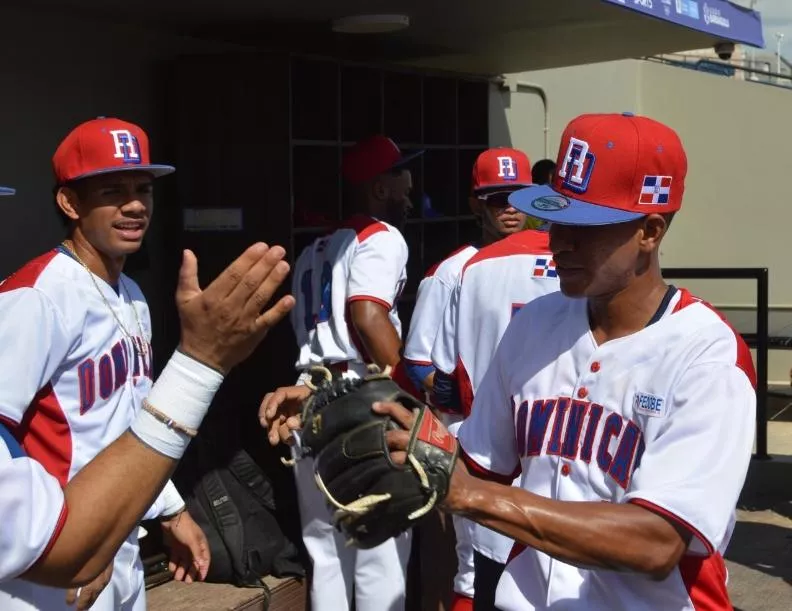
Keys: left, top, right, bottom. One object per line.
{"left": 176, "top": 435, "right": 305, "bottom": 592}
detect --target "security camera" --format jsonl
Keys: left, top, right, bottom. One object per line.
{"left": 714, "top": 41, "right": 735, "bottom": 61}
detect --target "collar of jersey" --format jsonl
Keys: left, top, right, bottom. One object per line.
{"left": 57, "top": 244, "right": 121, "bottom": 294}
{"left": 645, "top": 285, "right": 678, "bottom": 328}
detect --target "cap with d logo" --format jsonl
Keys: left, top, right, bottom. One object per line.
{"left": 471, "top": 147, "right": 533, "bottom": 193}
{"left": 53, "top": 117, "right": 175, "bottom": 185}
{"left": 508, "top": 112, "right": 687, "bottom": 226}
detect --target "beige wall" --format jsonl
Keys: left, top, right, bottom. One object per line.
{"left": 490, "top": 60, "right": 792, "bottom": 384}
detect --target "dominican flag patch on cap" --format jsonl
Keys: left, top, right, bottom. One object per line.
{"left": 533, "top": 257, "right": 557, "bottom": 279}
{"left": 639, "top": 175, "right": 672, "bottom": 205}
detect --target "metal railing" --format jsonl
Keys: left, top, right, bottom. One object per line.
{"left": 662, "top": 267, "right": 769, "bottom": 460}
{"left": 645, "top": 55, "right": 792, "bottom": 89}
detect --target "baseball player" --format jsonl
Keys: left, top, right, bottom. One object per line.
{"left": 399, "top": 148, "right": 532, "bottom": 611}
{"left": 288, "top": 134, "right": 420, "bottom": 611}
{"left": 373, "top": 112, "right": 756, "bottom": 610}
{"left": 0, "top": 118, "right": 210, "bottom": 611}
{"left": 431, "top": 226, "right": 560, "bottom": 610}
{"left": 401, "top": 148, "right": 532, "bottom": 398}
{"left": 0, "top": 241, "right": 294, "bottom": 589}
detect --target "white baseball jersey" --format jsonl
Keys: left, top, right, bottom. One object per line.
{"left": 458, "top": 287, "right": 756, "bottom": 610}
{"left": 291, "top": 215, "right": 408, "bottom": 370}
{"left": 0, "top": 423, "right": 65, "bottom": 582}
{"left": 431, "top": 230, "right": 557, "bottom": 418}
{"left": 430, "top": 230, "right": 558, "bottom": 570}
{"left": 0, "top": 247, "right": 178, "bottom": 609}
{"left": 402, "top": 244, "right": 478, "bottom": 389}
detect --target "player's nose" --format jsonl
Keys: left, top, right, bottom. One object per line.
{"left": 121, "top": 198, "right": 150, "bottom": 216}
{"left": 548, "top": 223, "right": 575, "bottom": 253}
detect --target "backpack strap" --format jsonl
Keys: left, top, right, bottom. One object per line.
{"left": 200, "top": 462, "right": 271, "bottom": 593}
{"left": 200, "top": 468, "right": 249, "bottom": 580}
{"left": 226, "top": 450, "right": 276, "bottom": 511}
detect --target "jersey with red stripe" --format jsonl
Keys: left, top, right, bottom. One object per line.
{"left": 291, "top": 215, "right": 408, "bottom": 370}
{"left": 431, "top": 230, "right": 558, "bottom": 417}
{"left": 458, "top": 288, "right": 756, "bottom": 610}
{"left": 429, "top": 230, "right": 558, "bottom": 568}
{"left": 0, "top": 248, "right": 176, "bottom": 607}
{"left": 0, "top": 424, "right": 66, "bottom": 582}
{"left": 403, "top": 244, "right": 478, "bottom": 370}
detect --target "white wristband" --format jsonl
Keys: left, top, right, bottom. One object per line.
{"left": 130, "top": 350, "right": 224, "bottom": 459}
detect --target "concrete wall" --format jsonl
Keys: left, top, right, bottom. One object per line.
{"left": 491, "top": 60, "right": 792, "bottom": 384}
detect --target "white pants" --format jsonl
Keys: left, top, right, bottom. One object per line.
{"left": 294, "top": 454, "right": 411, "bottom": 611}
{"left": 442, "top": 415, "right": 476, "bottom": 598}
{"left": 0, "top": 533, "right": 145, "bottom": 611}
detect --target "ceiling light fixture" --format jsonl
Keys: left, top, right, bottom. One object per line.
{"left": 331, "top": 14, "right": 410, "bottom": 34}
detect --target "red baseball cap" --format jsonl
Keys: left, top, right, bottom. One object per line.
{"left": 342, "top": 135, "right": 423, "bottom": 185}
{"left": 53, "top": 117, "right": 175, "bottom": 185}
{"left": 471, "top": 148, "right": 533, "bottom": 193}
{"left": 509, "top": 113, "right": 687, "bottom": 225}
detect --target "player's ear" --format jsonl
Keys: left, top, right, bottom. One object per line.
{"left": 372, "top": 176, "right": 389, "bottom": 202}
{"left": 56, "top": 186, "right": 81, "bottom": 222}
{"left": 639, "top": 214, "right": 667, "bottom": 253}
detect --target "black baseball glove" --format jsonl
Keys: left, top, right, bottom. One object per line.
{"left": 296, "top": 366, "right": 458, "bottom": 549}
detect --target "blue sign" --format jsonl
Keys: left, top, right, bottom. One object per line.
{"left": 602, "top": 0, "right": 764, "bottom": 48}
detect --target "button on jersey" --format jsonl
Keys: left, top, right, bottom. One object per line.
{"left": 291, "top": 215, "right": 408, "bottom": 369}
{"left": 458, "top": 289, "right": 756, "bottom": 610}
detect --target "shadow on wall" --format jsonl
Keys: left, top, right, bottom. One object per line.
{"left": 488, "top": 85, "right": 514, "bottom": 148}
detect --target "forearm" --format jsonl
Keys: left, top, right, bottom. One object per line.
{"left": 25, "top": 433, "right": 178, "bottom": 586}
{"left": 350, "top": 302, "right": 402, "bottom": 369}
{"left": 25, "top": 351, "right": 222, "bottom": 587}
{"left": 449, "top": 469, "right": 688, "bottom": 578}
{"left": 143, "top": 479, "right": 186, "bottom": 521}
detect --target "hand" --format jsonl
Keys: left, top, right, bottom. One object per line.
{"left": 259, "top": 385, "right": 312, "bottom": 446}
{"left": 160, "top": 510, "right": 211, "bottom": 583}
{"left": 372, "top": 401, "right": 473, "bottom": 513}
{"left": 65, "top": 562, "right": 112, "bottom": 610}
{"left": 176, "top": 243, "right": 295, "bottom": 374}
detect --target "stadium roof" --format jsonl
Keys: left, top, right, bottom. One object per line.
{"left": 13, "top": 0, "right": 764, "bottom": 74}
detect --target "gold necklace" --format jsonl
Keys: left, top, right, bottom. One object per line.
{"left": 61, "top": 240, "right": 147, "bottom": 344}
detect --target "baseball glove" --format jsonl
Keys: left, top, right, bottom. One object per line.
{"left": 296, "top": 366, "right": 458, "bottom": 549}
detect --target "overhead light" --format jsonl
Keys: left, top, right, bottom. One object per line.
{"left": 332, "top": 14, "right": 410, "bottom": 34}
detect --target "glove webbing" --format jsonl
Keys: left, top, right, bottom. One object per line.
{"left": 281, "top": 365, "right": 395, "bottom": 468}
{"left": 313, "top": 408, "right": 439, "bottom": 521}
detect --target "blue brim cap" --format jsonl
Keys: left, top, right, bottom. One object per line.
{"left": 508, "top": 184, "right": 645, "bottom": 226}
{"left": 0, "top": 186, "right": 15, "bottom": 196}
